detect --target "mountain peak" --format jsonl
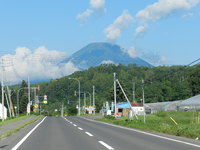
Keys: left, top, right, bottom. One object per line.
{"left": 62, "top": 42, "right": 152, "bottom": 70}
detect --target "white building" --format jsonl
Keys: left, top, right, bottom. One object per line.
{"left": 0, "top": 103, "right": 7, "bottom": 119}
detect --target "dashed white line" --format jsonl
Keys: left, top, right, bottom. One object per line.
{"left": 99, "top": 141, "right": 114, "bottom": 150}
{"left": 73, "top": 124, "right": 77, "bottom": 127}
{"left": 11, "top": 116, "right": 47, "bottom": 150}
{"left": 85, "top": 132, "right": 93, "bottom": 137}
{"left": 78, "top": 127, "right": 83, "bottom": 130}
{"left": 81, "top": 117, "right": 200, "bottom": 148}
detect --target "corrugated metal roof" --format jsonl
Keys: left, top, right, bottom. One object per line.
{"left": 180, "top": 95, "right": 200, "bottom": 106}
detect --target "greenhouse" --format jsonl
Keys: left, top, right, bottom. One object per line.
{"left": 179, "top": 94, "right": 200, "bottom": 111}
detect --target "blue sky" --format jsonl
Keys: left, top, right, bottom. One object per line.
{"left": 0, "top": 0, "right": 200, "bottom": 67}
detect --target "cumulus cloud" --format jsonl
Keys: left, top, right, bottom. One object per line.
{"left": 90, "top": 0, "right": 105, "bottom": 9}
{"left": 126, "top": 47, "right": 138, "bottom": 58}
{"left": 135, "top": 25, "right": 148, "bottom": 36}
{"left": 100, "top": 60, "right": 115, "bottom": 65}
{"left": 0, "top": 46, "right": 78, "bottom": 83}
{"left": 104, "top": 10, "right": 134, "bottom": 41}
{"left": 77, "top": 0, "right": 105, "bottom": 21}
{"left": 142, "top": 51, "right": 168, "bottom": 65}
{"left": 135, "top": 0, "right": 200, "bottom": 34}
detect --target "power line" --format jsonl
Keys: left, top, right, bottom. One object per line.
{"left": 187, "top": 58, "right": 200, "bottom": 66}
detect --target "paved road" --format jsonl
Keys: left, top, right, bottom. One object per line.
{"left": 8, "top": 116, "right": 200, "bottom": 150}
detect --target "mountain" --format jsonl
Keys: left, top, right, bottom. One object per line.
{"left": 62, "top": 42, "right": 152, "bottom": 70}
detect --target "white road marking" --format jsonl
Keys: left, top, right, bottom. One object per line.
{"left": 85, "top": 132, "right": 93, "bottom": 137}
{"left": 73, "top": 124, "right": 77, "bottom": 127}
{"left": 11, "top": 116, "right": 47, "bottom": 150}
{"left": 99, "top": 141, "right": 114, "bottom": 150}
{"left": 78, "top": 127, "right": 83, "bottom": 130}
{"left": 81, "top": 117, "right": 200, "bottom": 148}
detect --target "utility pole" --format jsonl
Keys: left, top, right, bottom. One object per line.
{"left": 114, "top": 73, "right": 117, "bottom": 118}
{"left": 93, "top": 85, "right": 95, "bottom": 115}
{"left": 142, "top": 79, "right": 146, "bottom": 123}
{"left": 133, "top": 82, "right": 136, "bottom": 103}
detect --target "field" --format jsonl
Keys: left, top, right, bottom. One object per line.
{"left": 96, "top": 111, "right": 200, "bottom": 140}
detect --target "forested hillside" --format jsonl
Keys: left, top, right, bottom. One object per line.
{"left": 36, "top": 64, "right": 200, "bottom": 112}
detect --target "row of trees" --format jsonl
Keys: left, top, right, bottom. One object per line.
{"left": 1, "top": 64, "right": 199, "bottom": 115}
{"left": 37, "top": 64, "right": 200, "bottom": 112}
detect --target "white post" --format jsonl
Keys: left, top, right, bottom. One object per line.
{"left": 114, "top": 73, "right": 117, "bottom": 118}
{"left": 93, "top": 85, "right": 95, "bottom": 115}
{"left": 27, "top": 76, "right": 31, "bottom": 116}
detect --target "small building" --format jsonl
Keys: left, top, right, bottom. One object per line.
{"left": 0, "top": 103, "right": 7, "bottom": 119}
{"left": 117, "top": 102, "right": 144, "bottom": 117}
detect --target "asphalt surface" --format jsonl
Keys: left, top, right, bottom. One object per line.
{"left": 2, "top": 116, "right": 200, "bottom": 150}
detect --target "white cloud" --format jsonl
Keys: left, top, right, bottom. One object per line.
{"left": 182, "top": 12, "right": 194, "bottom": 18}
{"left": 0, "top": 46, "right": 78, "bottom": 83}
{"left": 104, "top": 10, "right": 134, "bottom": 41}
{"left": 90, "top": 0, "right": 105, "bottom": 9}
{"left": 126, "top": 47, "right": 138, "bottom": 58}
{"left": 135, "top": 25, "right": 148, "bottom": 35}
{"left": 77, "top": 9, "right": 94, "bottom": 21}
{"left": 77, "top": 0, "right": 105, "bottom": 21}
{"left": 159, "top": 56, "right": 168, "bottom": 64}
{"left": 100, "top": 60, "right": 115, "bottom": 65}
{"left": 135, "top": 0, "right": 200, "bottom": 34}
{"left": 142, "top": 52, "right": 168, "bottom": 65}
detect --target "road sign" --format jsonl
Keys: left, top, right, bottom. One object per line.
{"left": 34, "top": 104, "right": 39, "bottom": 108}
{"left": 43, "top": 100, "right": 48, "bottom": 104}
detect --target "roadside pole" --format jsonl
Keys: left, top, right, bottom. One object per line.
{"left": 114, "top": 73, "right": 117, "bottom": 118}
{"left": 93, "top": 85, "right": 95, "bottom": 115}
{"left": 142, "top": 79, "right": 146, "bottom": 123}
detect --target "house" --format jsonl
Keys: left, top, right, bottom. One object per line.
{"left": 0, "top": 103, "right": 7, "bottom": 119}
{"left": 116, "top": 102, "right": 144, "bottom": 117}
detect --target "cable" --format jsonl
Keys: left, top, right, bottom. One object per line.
{"left": 187, "top": 58, "right": 200, "bottom": 66}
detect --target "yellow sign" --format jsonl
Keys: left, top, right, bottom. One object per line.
{"left": 33, "top": 109, "right": 37, "bottom": 112}
{"left": 43, "top": 100, "right": 48, "bottom": 104}
{"left": 34, "top": 104, "right": 39, "bottom": 108}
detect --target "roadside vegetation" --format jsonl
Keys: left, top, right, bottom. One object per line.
{"left": 96, "top": 111, "right": 200, "bottom": 140}
{"left": 0, "top": 115, "right": 43, "bottom": 139}
{"left": 0, "top": 114, "right": 32, "bottom": 126}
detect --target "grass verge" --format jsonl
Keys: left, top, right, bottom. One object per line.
{"left": 0, "top": 115, "right": 32, "bottom": 127}
{"left": 96, "top": 111, "right": 200, "bottom": 140}
{"left": 0, "top": 115, "right": 43, "bottom": 139}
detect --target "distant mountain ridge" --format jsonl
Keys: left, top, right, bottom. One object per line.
{"left": 62, "top": 42, "right": 152, "bottom": 70}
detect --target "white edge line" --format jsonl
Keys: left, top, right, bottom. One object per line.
{"left": 99, "top": 141, "right": 114, "bottom": 150}
{"left": 85, "top": 132, "right": 93, "bottom": 137}
{"left": 11, "top": 116, "right": 47, "bottom": 150}
{"left": 81, "top": 117, "right": 200, "bottom": 148}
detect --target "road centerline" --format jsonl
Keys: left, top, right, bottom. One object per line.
{"left": 85, "top": 132, "right": 93, "bottom": 137}
{"left": 99, "top": 141, "right": 114, "bottom": 150}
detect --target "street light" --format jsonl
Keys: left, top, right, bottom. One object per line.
{"left": 85, "top": 91, "right": 92, "bottom": 106}
{"left": 17, "top": 87, "right": 37, "bottom": 117}
{"left": 68, "top": 77, "right": 81, "bottom": 116}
